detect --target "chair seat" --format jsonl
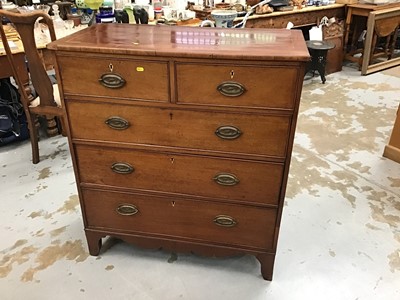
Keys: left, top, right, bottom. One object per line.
{"left": 30, "top": 83, "right": 61, "bottom": 107}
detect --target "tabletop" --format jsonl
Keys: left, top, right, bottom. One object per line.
{"left": 348, "top": 2, "right": 400, "bottom": 11}
{"left": 47, "top": 23, "right": 310, "bottom": 62}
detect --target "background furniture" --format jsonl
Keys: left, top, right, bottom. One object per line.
{"left": 48, "top": 24, "right": 309, "bottom": 280}
{"left": 305, "top": 39, "right": 335, "bottom": 83}
{"left": 361, "top": 7, "right": 400, "bottom": 75}
{"left": 0, "top": 54, "right": 29, "bottom": 85}
{"left": 384, "top": 103, "right": 400, "bottom": 164}
{"left": 0, "top": 10, "right": 65, "bottom": 164}
{"left": 0, "top": 25, "right": 30, "bottom": 100}
{"left": 234, "top": 4, "right": 345, "bottom": 75}
{"left": 344, "top": 2, "right": 400, "bottom": 74}
{"left": 235, "top": 4, "right": 345, "bottom": 29}
{"left": 323, "top": 20, "right": 344, "bottom": 74}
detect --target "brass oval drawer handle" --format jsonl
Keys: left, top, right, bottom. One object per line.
{"left": 111, "top": 162, "right": 134, "bottom": 174}
{"left": 213, "top": 173, "right": 240, "bottom": 186}
{"left": 217, "top": 81, "right": 246, "bottom": 97}
{"left": 116, "top": 204, "right": 139, "bottom": 216}
{"left": 215, "top": 125, "right": 242, "bottom": 140}
{"left": 213, "top": 215, "right": 237, "bottom": 227}
{"left": 105, "top": 116, "right": 130, "bottom": 130}
{"left": 99, "top": 73, "right": 126, "bottom": 89}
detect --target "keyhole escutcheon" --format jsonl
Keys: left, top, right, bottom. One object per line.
{"left": 230, "top": 70, "right": 234, "bottom": 79}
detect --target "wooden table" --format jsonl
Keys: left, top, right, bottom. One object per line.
{"left": 0, "top": 40, "right": 30, "bottom": 91}
{"left": 234, "top": 4, "right": 345, "bottom": 74}
{"left": 344, "top": 3, "right": 400, "bottom": 50}
{"left": 343, "top": 2, "right": 400, "bottom": 74}
{"left": 235, "top": 4, "right": 345, "bottom": 28}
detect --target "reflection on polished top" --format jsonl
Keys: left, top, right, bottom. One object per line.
{"left": 172, "top": 31, "right": 277, "bottom": 45}
{"left": 47, "top": 23, "right": 309, "bottom": 61}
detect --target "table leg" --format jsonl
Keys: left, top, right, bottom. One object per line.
{"left": 343, "top": 7, "right": 353, "bottom": 54}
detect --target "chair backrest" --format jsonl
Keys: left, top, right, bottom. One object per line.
{"left": 0, "top": 10, "right": 57, "bottom": 109}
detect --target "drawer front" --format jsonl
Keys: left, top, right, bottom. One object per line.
{"left": 67, "top": 101, "right": 291, "bottom": 158}
{"left": 176, "top": 63, "right": 299, "bottom": 109}
{"left": 76, "top": 145, "right": 284, "bottom": 205}
{"left": 58, "top": 56, "right": 170, "bottom": 102}
{"left": 83, "top": 189, "right": 277, "bottom": 250}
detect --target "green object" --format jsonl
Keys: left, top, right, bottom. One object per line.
{"left": 75, "top": 0, "right": 88, "bottom": 8}
{"left": 123, "top": 7, "right": 136, "bottom": 24}
{"left": 84, "top": 0, "right": 105, "bottom": 9}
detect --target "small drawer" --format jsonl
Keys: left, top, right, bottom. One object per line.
{"left": 58, "top": 56, "right": 169, "bottom": 102}
{"left": 75, "top": 145, "right": 284, "bottom": 205}
{"left": 83, "top": 189, "right": 277, "bottom": 250}
{"left": 176, "top": 63, "right": 299, "bottom": 109}
{"left": 67, "top": 101, "right": 291, "bottom": 158}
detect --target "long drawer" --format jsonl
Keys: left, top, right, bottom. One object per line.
{"left": 58, "top": 56, "right": 170, "bottom": 102}
{"left": 67, "top": 101, "right": 291, "bottom": 158}
{"left": 82, "top": 188, "right": 277, "bottom": 250}
{"left": 175, "top": 62, "right": 299, "bottom": 109}
{"left": 75, "top": 144, "right": 284, "bottom": 205}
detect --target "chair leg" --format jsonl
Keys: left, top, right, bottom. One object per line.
{"left": 34, "top": 116, "right": 40, "bottom": 137}
{"left": 46, "top": 116, "right": 59, "bottom": 137}
{"left": 26, "top": 112, "right": 40, "bottom": 164}
{"left": 58, "top": 115, "right": 68, "bottom": 137}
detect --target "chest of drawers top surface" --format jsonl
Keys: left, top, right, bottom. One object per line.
{"left": 47, "top": 24, "right": 309, "bottom": 61}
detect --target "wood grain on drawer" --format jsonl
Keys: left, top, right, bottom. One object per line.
{"left": 76, "top": 145, "right": 284, "bottom": 205}
{"left": 83, "top": 189, "right": 277, "bottom": 250}
{"left": 67, "top": 101, "right": 291, "bottom": 158}
{"left": 176, "top": 63, "right": 299, "bottom": 109}
{"left": 58, "top": 56, "right": 169, "bottom": 102}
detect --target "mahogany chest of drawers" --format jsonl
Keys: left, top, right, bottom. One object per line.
{"left": 48, "top": 24, "right": 309, "bottom": 280}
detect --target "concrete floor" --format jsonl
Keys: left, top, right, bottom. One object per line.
{"left": 1, "top": 65, "right": 399, "bottom": 299}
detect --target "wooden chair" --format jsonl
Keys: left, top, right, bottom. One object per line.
{"left": 0, "top": 10, "right": 65, "bottom": 164}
